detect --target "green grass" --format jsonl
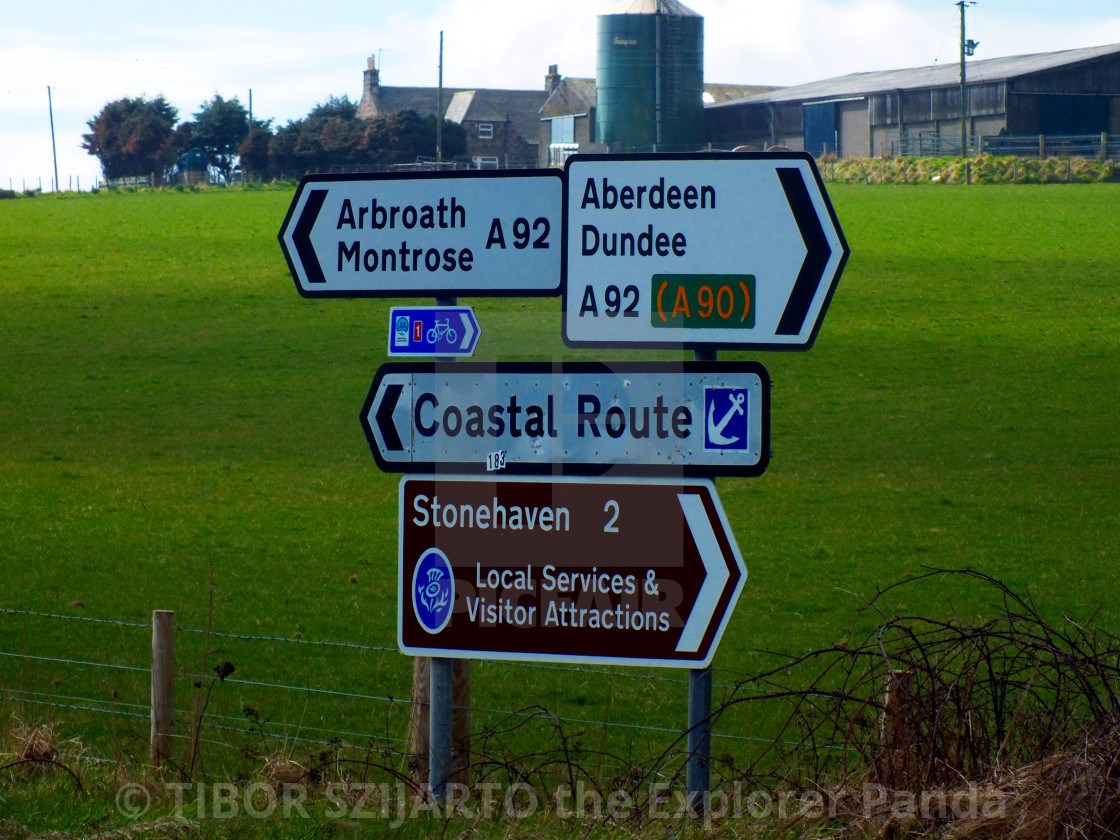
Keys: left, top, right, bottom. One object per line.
{"left": 1, "top": 182, "right": 1119, "bottom": 834}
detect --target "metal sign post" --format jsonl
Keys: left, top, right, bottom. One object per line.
{"left": 687, "top": 346, "right": 716, "bottom": 815}
{"left": 429, "top": 292, "right": 458, "bottom": 803}
{"left": 277, "top": 155, "right": 848, "bottom": 815}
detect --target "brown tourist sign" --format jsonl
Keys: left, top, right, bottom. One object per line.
{"left": 398, "top": 475, "right": 746, "bottom": 668}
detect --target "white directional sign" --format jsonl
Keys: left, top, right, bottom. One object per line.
{"left": 399, "top": 475, "right": 746, "bottom": 668}
{"left": 360, "top": 361, "right": 770, "bottom": 477}
{"left": 562, "top": 152, "right": 849, "bottom": 349}
{"left": 278, "top": 170, "right": 563, "bottom": 297}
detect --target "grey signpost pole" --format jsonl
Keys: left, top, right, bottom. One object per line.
{"left": 428, "top": 293, "right": 457, "bottom": 802}
{"left": 429, "top": 656, "right": 453, "bottom": 800}
{"left": 687, "top": 346, "right": 716, "bottom": 816}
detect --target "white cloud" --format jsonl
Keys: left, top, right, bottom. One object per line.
{"left": 3, "top": 0, "right": 1119, "bottom": 187}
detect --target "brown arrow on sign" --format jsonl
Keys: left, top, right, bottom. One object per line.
{"left": 398, "top": 475, "right": 746, "bottom": 668}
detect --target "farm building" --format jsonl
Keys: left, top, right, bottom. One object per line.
{"left": 538, "top": 69, "right": 772, "bottom": 166}
{"left": 355, "top": 56, "right": 548, "bottom": 169}
{"left": 354, "top": 54, "right": 771, "bottom": 169}
{"left": 705, "top": 43, "right": 1120, "bottom": 158}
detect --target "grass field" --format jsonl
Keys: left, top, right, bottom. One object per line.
{"left": 1, "top": 180, "right": 1118, "bottom": 834}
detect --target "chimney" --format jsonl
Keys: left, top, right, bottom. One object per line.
{"left": 545, "top": 64, "right": 561, "bottom": 92}
{"left": 356, "top": 55, "right": 381, "bottom": 121}
{"left": 365, "top": 55, "right": 380, "bottom": 93}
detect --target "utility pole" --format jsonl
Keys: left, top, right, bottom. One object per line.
{"left": 958, "top": 2, "right": 978, "bottom": 157}
{"left": 436, "top": 31, "right": 444, "bottom": 163}
{"left": 48, "top": 86, "right": 59, "bottom": 193}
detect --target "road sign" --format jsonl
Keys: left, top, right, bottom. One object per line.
{"left": 361, "top": 361, "right": 770, "bottom": 477}
{"left": 562, "top": 152, "right": 849, "bottom": 349}
{"left": 389, "top": 306, "right": 481, "bottom": 357}
{"left": 399, "top": 475, "right": 746, "bottom": 668}
{"left": 278, "top": 169, "right": 563, "bottom": 298}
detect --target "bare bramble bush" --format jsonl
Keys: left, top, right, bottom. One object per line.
{"left": 710, "top": 569, "right": 1120, "bottom": 837}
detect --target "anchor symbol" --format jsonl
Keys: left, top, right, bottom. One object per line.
{"left": 707, "top": 392, "right": 746, "bottom": 446}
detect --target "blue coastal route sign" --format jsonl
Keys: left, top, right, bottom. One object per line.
{"left": 360, "top": 360, "right": 770, "bottom": 478}
{"left": 389, "top": 306, "right": 481, "bottom": 357}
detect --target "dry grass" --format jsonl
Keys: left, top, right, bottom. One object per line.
{"left": 946, "top": 727, "right": 1120, "bottom": 840}
{"left": 12, "top": 721, "right": 60, "bottom": 764}
{"left": 34, "top": 817, "right": 201, "bottom": 840}
{"left": 259, "top": 751, "right": 307, "bottom": 790}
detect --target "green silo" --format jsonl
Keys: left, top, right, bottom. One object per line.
{"left": 596, "top": 0, "right": 704, "bottom": 154}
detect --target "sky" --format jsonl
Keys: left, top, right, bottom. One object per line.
{"left": 3, "top": 0, "right": 1120, "bottom": 190}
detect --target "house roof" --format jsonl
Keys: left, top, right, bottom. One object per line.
{"left": 709, "top": 42, "right": 1120, "bottom": 107}
{"left": 446, "top": 91, "right": 506, "bottom": 124}
{"left": 357, "top": 86, "right": 467, "bottom": 121}
{"left": 540, "top": 77, "right": 596, "bottom": 118}
{"left": 360, "top": 82, "right": 549, "bottom": 146}
{"left": 445, "top": 89, "right": 551, "bottom": 146}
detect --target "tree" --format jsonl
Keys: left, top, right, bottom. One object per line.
{"left": 268, "top": 121, "right": 302, "bottom": 176}
{"left": 264, "top": 100, "right": 470, "bottom": 176}
{"left": 309, "top": 95, "right": 358, "bottom": 121}
{"left": 82, "top": 96, "right": 178, "bottom": 180}
{"left": 364, "top": 110, "right": 466, "bottom": 164}
{"left": 238, "top": 120, "right": 273, "bottom": 179}
{"left": 188, "top": 95, "right": 249, "bottom": 182}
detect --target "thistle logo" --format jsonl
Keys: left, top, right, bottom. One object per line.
{"left": 704, "top": 388, "right": 749, "bottom": 451}
{"left": 412, "top": 548, "right": 454, "bottom": 634}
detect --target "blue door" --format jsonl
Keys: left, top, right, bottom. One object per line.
{"left": 804, "top": 103, "right": 837, "bottom": 157}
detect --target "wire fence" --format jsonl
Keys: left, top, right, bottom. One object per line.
{"left": 0, "top": 604, "right": 782, "bottom": 789}
{"left": 7, "top": 569, "right": 1119, "bottom": 838}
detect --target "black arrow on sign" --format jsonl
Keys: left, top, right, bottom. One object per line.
{"left": 774, "top": 168, "right": 832, "bottom": 336}
{"left": 293, "top": 189, "right": 328, "bottom": 285}
{"left": 374, "top": 382, "right": 404, "bottom": 452}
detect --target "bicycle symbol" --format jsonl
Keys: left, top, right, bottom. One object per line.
{"left": 426, "top": 318, "right": 458, "bottom": 345}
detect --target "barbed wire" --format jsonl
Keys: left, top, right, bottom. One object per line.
{"left": 0, "top": 650, "right": 148, "bottom": 673}
{"left": 178, "top": 626, "right": 398, "bottom": 654}
{"left": 0, "top": 607, "right": 147, "bottom": 629}
{"left": 3, "top": 688, "right": 148, "bottom": 714}
{"left": 8, "top": 694, "right": 148, "bottom": 721}
{"left": 0, "top": 605, "right": 786, "bottom": 770}
{"left": 0, "top": 606, "right": 752, "bottom": 691}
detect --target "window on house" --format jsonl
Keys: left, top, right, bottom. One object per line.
{"left": 552, "top": 116, "right": 575, "bottom": 145}
{"left": 472, "top": 156, "right": 499, "bottom": 170}
{"left": 477, "top": 123, "right": 493, "bottom": 140}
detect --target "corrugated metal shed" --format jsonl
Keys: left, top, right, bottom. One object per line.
{"left": 711, "top": 42, "right": 1120, "bottom": 107}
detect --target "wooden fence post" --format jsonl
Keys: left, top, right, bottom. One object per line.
{"left": 876, "top": 668, "right": 917, "bottom": 789}
{"left": 410, "top": 657, "right": 471, "bottom": 786}
{"left": 151, "top": 610, "right": 175, "bottom": 767}
{"left": 409, "top": 657, "right": 430, "bottom": 784}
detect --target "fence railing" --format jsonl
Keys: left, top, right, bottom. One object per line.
{"left": 900, "top": 130, "right": 1120, "bottom": 159}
